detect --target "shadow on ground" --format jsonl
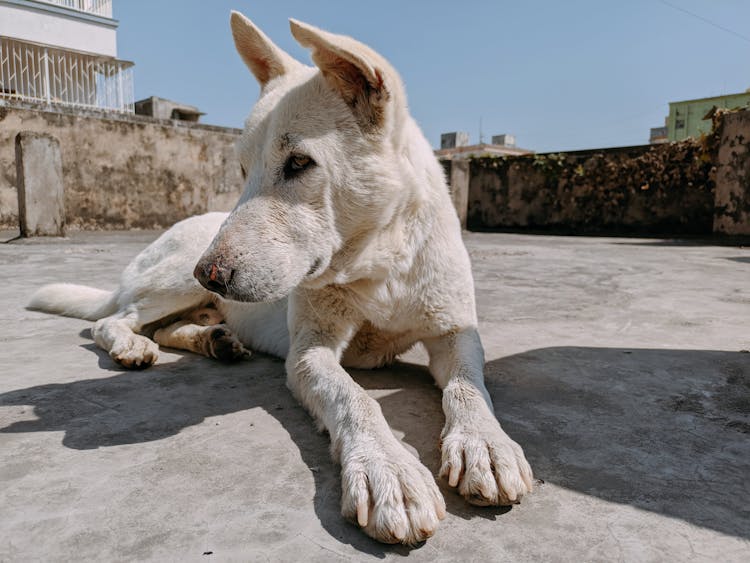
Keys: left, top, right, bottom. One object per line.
{"left": 1, "top": 345, "right": 748, "bottom": 551}
{"left": 612, "top": 238, "right": 750, "bottom": 247}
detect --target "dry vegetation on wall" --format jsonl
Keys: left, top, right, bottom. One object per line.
{"left": 467, "top": 136, "right": 718, "bottom": 235}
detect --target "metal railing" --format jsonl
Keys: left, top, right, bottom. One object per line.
{"left": 0, "top": 37, "right": 133, "bottom": 112}
{"left": 37, "top": 0, "right": 113, "bottom": 18}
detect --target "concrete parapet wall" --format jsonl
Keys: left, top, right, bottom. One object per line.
{"left": 441, "top": 159, "right": 469, "bottom": 229}
{"left": 465, "top": 141, "right": 715, "bottom": 235}
{"left": 713, "top": 110, "right": 750, "bottom": 235}
{"left": 2, "top": 102, "right": 747, "bottom": 237}
{"left": 0, "top": 101, "right": 243, "bottom": 230}
{"left": 454, "top": 108, "right": 749, "bottom": 236}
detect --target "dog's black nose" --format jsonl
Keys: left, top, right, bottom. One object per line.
{"left": 194, "top": 262, "right": 234, "bottom": 297}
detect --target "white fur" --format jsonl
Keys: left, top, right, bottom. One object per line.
{"left": 28, "top": 12, "right": 533, "bottom": 544}
{"left": 28, "top": 283, "right": 116, "bottom": 320}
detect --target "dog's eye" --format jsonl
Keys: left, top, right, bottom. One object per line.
{"left": 290, "top": 155, "right": 311, "bottom": 170}
{"left": 284, "top": 154, "right": 315, "bottom": 179}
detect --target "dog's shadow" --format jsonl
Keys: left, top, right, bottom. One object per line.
{"left": 2, "top": 339, "right": 748, "bottom": 552}
{"left": 0, "top": 333, "right": 480, "bottom": 556}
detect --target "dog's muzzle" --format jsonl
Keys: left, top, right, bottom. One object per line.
{"left": 194, "top": 262, "right": 234, "bottom": 298}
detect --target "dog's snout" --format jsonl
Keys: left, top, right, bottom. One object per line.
{"left": 194, "top": 261, "right": 234, "bottom": 297}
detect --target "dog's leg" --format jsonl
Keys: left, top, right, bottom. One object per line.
{"left": 92, "top": 292, "right": 209, "bottom": 369}
{"left": 154, "top": 320, "right": 249, "bottom": 362}
{"left": 423, "top": 328, "right": 534, "bottom": 506}
{"left": 286, "top": 290, "right": 445, "bottom": 545}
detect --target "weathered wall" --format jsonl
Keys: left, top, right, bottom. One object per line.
{"left": 713, "top": 109, "right": 750, "bottom": 235}
{"left": 441, "top": 159, "right": 470, "bottom": 229}
{"left": 3, "top": 102, "right": 746, "bottom": 237}
{"left": 466, "top": 140, "right": 716, "bottom": 235}
{"left": 460, "top": 109, "right": 749, "bottom": 236}
{"left": 0, "top": 102, "right": 243, "bottom": 230}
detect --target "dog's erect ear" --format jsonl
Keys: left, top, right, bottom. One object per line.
{"left": 231, "top": 11, "right": 302, "bottom": 89}
{"left": 289, "top": 19, "right": 403, "bottom": 133}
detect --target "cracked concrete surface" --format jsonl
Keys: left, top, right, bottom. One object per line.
{"left": 1, "top": 231, "right": 749, "bottom": 561}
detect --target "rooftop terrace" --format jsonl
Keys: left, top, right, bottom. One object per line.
{"left": 1, "top": 230, "right": 748, "bottom": 561}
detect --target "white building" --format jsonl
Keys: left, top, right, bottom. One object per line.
{"left": 0, "top": 0, "right": 133, "bottom": 112}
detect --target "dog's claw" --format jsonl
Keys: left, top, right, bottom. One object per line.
{"left": 356, "top": 499, "right": 368, "bottom": 527}
{"left": 448, "top": 464, "right": 461, "bottom": 487}
{"left": 341, "top": 438, "right": 445, "bottom": 545}
{"left": 441, "top": 422, "right": 533, "bottom": 507}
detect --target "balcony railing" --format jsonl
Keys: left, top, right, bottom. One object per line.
{"left": 37, "top": 0, "right": 113, "bottom": 19}
{"left": 0, "top": 37, "right": 133, "bottom": 112}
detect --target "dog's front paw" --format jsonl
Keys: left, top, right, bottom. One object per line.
{"left": 340, "top": 440, "right": 446, "bottom": 544}
{"left": 110, "top": 334, "right": 159, "bottom": 369}
{"left": 440, "top": 419, "right": 533, "bottom": 506}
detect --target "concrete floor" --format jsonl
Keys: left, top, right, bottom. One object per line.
{"left": 0, "top": 230, "right": 748, "bottom": 562}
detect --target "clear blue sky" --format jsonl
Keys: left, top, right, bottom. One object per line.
{"left": 114, "top": 0, "right": 750, "bottom": 153}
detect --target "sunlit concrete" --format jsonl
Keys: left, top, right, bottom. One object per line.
{"left": 1, "top": 231, "right": 748, "bottom": 561}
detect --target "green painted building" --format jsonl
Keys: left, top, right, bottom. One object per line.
{"left": 666, "top": 91, "right": 750, "bottom": 141}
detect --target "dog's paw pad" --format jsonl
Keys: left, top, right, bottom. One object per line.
{"left": 208, "top": 327, "right": 250, "bottom": 362}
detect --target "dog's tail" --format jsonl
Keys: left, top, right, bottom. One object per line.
{"left": 28, "top": 283, "right": 118, "bottom": 321}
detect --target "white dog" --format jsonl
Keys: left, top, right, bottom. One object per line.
{"left": 29, "top": 12, "right": 533, "bottom": 544}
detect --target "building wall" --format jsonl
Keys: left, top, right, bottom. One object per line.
{"left": 667, "top": 93, "right": 750, "bottom": 142}
{"left": 0, "top": 1, "right": 117, "bottom": 57}
{"left": 0, "top": 102, "right": 244, "bottom": 230}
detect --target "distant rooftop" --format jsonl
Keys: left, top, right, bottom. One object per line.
{"left": 435, "top": 131, "right": 533, "bottom": 159}
{"left": 434, "top": 143, "right": 534, "bottom": 159}
{"left": 134, "top": 96, "right": 204, "bottom": 123}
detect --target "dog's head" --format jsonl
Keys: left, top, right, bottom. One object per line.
{"left": 194, "top": 12, "right": 426, "bottom": 303}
